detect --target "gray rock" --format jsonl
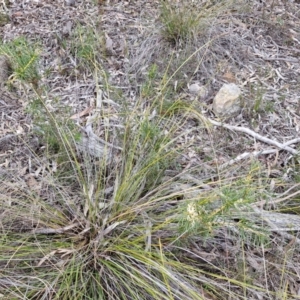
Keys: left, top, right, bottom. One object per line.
{"left": 213, "top": 83, "right": 241, "bottom": 117}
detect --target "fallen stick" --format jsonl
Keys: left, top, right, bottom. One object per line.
{"left": 219, "top": 149, "right": 278, "bottom": 169}
{"left": 208, "top": 118, "right": 299, "bottom": 155}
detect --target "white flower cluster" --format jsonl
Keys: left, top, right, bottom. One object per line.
{"left": 186, "top": 203, "right": 199, "bottom": 227}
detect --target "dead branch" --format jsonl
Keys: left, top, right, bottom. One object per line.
{"left": 208, "top": 118, "right": 299, "bottom": 155}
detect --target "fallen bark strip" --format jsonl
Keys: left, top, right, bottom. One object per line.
{"left": 250, "top": 208, "right": 300, "bottom": 246}
{"left": 74, "top": 123, "right": 122, "bottom": 162}
{"left": 226, "top": 208, "right": 300, "bottom": 246}
{"left": 251, "top": 208, "right": 300, "bottom": 232}
{"left": 208, "top": 118, "right": 299, "bottom": 155}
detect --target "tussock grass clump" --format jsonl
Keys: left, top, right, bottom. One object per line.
{"left": 160, "top": 0, "right": 202, "bottom": 45}
{"left": 0, "top": 95, "right": 208, "bottom": 299}
{"left": 0, "top": 88, "right": 274, "bottom": 298}
{"left": 159, "top": 0, "right": 242, "bottom": 46}
{"left": 0, "top": 40, "right": 276, "bottom": 297}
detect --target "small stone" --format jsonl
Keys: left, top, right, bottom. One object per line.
{"left": 188, "top": 83, "right": 207, "bottom": 98}
{"left": 213, "top": 83, "right": 241, "bottom": 117}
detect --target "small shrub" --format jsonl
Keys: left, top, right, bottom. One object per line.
{"left": 0, "top": 37, "right": 40, "bottom": 86}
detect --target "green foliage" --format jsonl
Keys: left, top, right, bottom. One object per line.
{"left": 26, "top": 95, "right": 81, "bottom": 178}
{"left": 28, "top": 97, "right": 79, "bottom": 145}
{"left": 0, "top": 37, "right": 40, "bottom": 85}
{"left": 141, "top": 64, "right": 159, "bottom": 98}
{"left": 158, "top": 98, "right": 192, "bottom": 116}
{"left": 179, "top": 165, "right": 269, "bottom": 244}
{"left": 70, "top": 24, "right": 100, "bottom": 70}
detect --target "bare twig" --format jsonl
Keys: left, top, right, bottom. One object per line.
{"left": 283, "top": 137, "right": 300, "bottom": 146}
{"left": 208, "top": 118, "right": 299, "bottom": 155}
{"left": 219, "top": 136, "right": 300, "bottom": 169}
{"left": 219, "top": 149, "right": 278, "bottom": 169}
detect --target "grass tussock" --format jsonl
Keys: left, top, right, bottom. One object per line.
{"left": 0, "top": 88, "right": 277, "bottom": 298}
{"left": 0, "top": 58, "right": 269, "bottom": 298}
{"left": 0, "top": 96, "right": 213, "bottom": 299}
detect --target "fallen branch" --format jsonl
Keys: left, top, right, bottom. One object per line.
{"left": 208, "top": 118, "right": 299, "bottom": 155}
